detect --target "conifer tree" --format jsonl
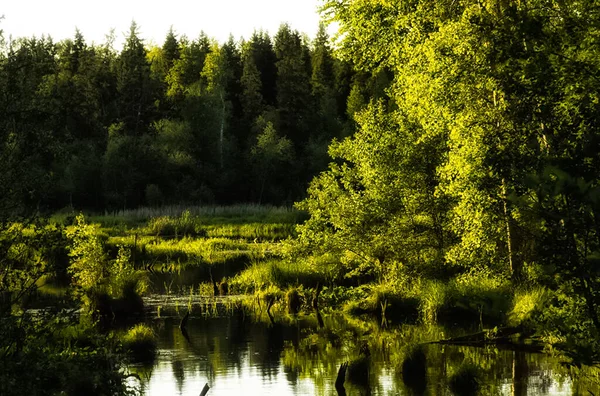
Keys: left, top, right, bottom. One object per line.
{"left": 117, "top": 21, "right": 156, "bottom": 135}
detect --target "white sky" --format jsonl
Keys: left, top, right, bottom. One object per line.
{"left": 1, "top": 0, "right": 329, "bottom": 48}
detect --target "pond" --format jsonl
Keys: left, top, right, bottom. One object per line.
{"left": 128, "top": 296, "right": 595, "bottom": 396}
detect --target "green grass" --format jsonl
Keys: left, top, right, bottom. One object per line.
{"left": 121, "top": 324, "right": 157, "bottom": 362}
{"left": 231, "top": 258, "right": 325, "bottom": 292}
{"left": 146, "top": 210, "right": 206, "bottom": 237}
{"left": 508, "top": 287, "right": 548, "bottom": 327}
{"left": 204, "top": 222, "right": 296, "bottom": 240}
{"left": 96, "top": 204, "right": 304, "bottom": 224}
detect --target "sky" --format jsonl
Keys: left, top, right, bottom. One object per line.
{"left": 1, "top": 0, "right": 329, "bottom": 48}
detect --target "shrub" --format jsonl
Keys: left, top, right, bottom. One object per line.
{"left": 66, "top": 214, "right": 108, "bottom": 293}
{"left": 122, "top": 324, "right": 157, "bottom": 362}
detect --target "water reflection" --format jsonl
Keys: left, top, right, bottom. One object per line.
{"left": 129, "top": 304, "right": 598, "bottom": 395}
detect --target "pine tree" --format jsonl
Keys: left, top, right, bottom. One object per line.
{"left": 274, "top": 24, "right": 313, "bottom": 146}
{"left": 117, "top": 21, "right": 156, "bottom": 135}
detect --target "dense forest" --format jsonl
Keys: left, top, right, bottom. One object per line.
{"left": 0, "top": 20, "right": 389, "bottom": 213}
{"left": 3, "top": 0, "right": 600, "bottom": 394}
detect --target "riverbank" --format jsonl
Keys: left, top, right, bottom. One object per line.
{"left": 49, "top": 205, "right": 593, "bottom": 364}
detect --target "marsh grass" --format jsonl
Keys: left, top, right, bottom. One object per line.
{"left": 508, "top": 287, "right": 549, "bottom": 327}
{"left": 231, "top": 258, "right": 324, "bottom": 292}
{"left": 146, "top": 210, "right": 206, "bottom": 237}
{"left": 204, "top": 222, "right": 296, "bottom": 240}
{"left": 121, "top": 324, "right": 157, "bottom": 362}
{"left": 106, "top": 235, "right": 261, "bottom": 267}
{"left": 98, "top": 204, "right": 304, "bottom": 224}
{"left": 343, "top": 284, "right": 420, "bottom": 322}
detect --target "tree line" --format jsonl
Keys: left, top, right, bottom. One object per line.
{"left": 0, "top": 21, "right": 391, "bottom": 214}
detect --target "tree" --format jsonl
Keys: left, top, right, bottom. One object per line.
{"left": 274, "top": 24, "right": 313, "bottom": 146}
{"left": 251, "top": 119, "right": 294, "bottom": 204}
{"left": 240, "top": 40, "right": 264, "bottom": 127}
{"left": 117, "top": 21, "right": 156, "bottom": 135}
{"left": 201, "top": 41, "right": 233, "bottom": 169}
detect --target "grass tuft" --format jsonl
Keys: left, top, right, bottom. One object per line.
{"left": 508, "top": 287, "right": 548, "bottom": 327}
{"left": 121, "top": 324, "right": 157, "bottom": 362}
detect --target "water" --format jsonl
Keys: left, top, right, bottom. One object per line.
{"left": 128, "top": 297, "right": 597, "bottom": 396}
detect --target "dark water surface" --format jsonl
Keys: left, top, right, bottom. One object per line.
{"left": 128, "top": 296, "right": 595, "bottom": 395}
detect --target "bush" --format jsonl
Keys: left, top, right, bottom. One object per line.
{"left": 147, "top": 210, "right": 205, "bottom": 237}
{"left": 122, "top": 324, "right": 157, "bottom": 362}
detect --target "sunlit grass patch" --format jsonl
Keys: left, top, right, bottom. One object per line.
{"left": 508, "top": 287, "right": 549, "bottom": 327}
{"left": 437, "top": 269, "right": 512, "bottom": 324}
{"left": 231, "top": 258, "right": 325, "bottom": 293}
{"left": 343, "top": 283, "right": 419, "bottom": 321}
{"left": 121, "top": 324, "right": 157, "bottom": 362}
{"left": 204, "top": 222, "right": 296, "bottom": 241}
{"left": 418, "top": 280, "right": 447, "bottom": 324}
{"left": 146, "top": 210, "right": 205, "bottom": 237}
{"left": 98, "top": 204, "right": 304, "bottom": 224}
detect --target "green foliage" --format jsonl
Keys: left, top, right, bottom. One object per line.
{"left": 121, "top": 323, "right": 157, "bottom": 362}
{"left": 508, "top": 287, "right": 549, "bottom": 328}
{"left": 419, "top": 281, "right": 447, "bottom": 324}
{"left": 66, "top": 214, "right": 147, "bottom": 319}
{"left": 109, "top": 246, "right": 148, "bottom": 298}
{"left": 66, "top": 214, "right": 107, "bottom": 293}
{"left": 147, "top": 210, "right": 205, "bottom": 237}
{"left": 0, "top": 220, "right": 135, "bottom": 395}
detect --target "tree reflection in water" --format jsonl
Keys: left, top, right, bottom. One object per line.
{"left": 129, "top": 306, "right": 600, "bottom": 395}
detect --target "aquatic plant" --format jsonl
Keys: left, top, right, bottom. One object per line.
{"left": 121, "top": 324, "right": 157, "bottom": 362}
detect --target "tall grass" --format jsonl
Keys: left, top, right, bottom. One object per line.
{"left": 147, "top": 210, "right": 205, "bottom": 237}
{"left": 204, "top": 223, "right": 296, "bottom": 240}
{"left": 100, "top": 204, "right": 304, "bottom": 224}
{"left": 508, "top": 287, "right": 548, "bottom": 327}
{"left": 121, "top": 324, "right": 157, "bottom": 362}
{"left": 231, "top": 258, "right": 325, "bottom": 292}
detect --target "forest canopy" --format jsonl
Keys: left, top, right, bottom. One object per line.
{"left": 0, "top": 21, "right": 386, "bottom": 213}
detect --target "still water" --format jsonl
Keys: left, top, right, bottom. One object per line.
{"left": 129, "top": 297, "right": 596, "bottom": 396}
